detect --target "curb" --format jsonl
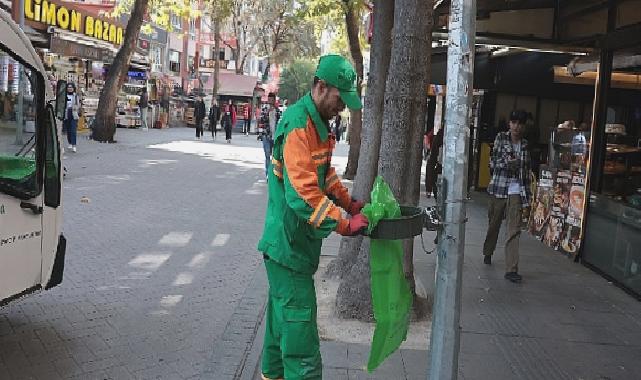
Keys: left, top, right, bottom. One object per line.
{"left": 202, "top": 266, "right": 268, "bottom": 379}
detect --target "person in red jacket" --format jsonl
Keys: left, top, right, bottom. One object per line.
{"left": 243, "top": 103, "right": 251, "bottom": 135}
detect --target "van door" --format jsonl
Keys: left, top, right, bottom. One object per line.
{"left": 0, "top": 60, "right": 45, "bottom": 303}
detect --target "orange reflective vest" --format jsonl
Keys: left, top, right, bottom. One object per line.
{"left": 257, "top": 93, "right": 351, "bottom": 274}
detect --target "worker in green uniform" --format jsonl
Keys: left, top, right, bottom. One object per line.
{"left": 257, "top": 55, "right": 369, "bottom": 380}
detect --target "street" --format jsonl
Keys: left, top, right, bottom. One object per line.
{"left": 0, "top": 128, "right": 296, "bottom": 379}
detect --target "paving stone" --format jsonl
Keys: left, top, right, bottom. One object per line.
{"left": 0, "top": 129, "right": 278, "bottom": 379}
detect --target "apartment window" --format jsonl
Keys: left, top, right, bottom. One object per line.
{"left": 190, "top": 19, "right": 196, "bottom": 40}
{"left": 171, "top": 14, "right": 181, "bottom": 30}
{"left": 169, "top": 50, "right": 180, "bottom": 73}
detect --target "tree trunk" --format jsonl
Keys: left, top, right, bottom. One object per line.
{"left": 327, "top": 0, "right": 394, "bottom": 280}
{"left": 342, "top": 0, "right": 365, "bottom": 180}
{"left": 330, "top": 0, "right": 395, "bottom": 322}
{"left": 377, "top": 0, "right": 433, "bottom": 314}
{"left": 213, "top": 17, "right": 221, "bottom": 97}
{"left": 92, "top": 0, "right": 149, "bottom": 142}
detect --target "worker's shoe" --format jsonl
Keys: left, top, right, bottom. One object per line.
{"left": 261, "top": 375, "right": 283, "bottom": 380}
{"left": 504, "top": 272, "right": 522, "bottom": 283}
{"left": 483, "top": 255, "right": 492, "bottom": 265}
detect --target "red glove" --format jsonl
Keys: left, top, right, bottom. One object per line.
{"left": 338, "top": 214, "right": 369, "bottom": 236}
{"left": 347, "top": 199, "right": 365, "bottom": 216}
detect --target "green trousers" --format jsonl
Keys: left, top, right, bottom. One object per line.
{"left": 262, "top": 257, "right": 321, "bottom": 380}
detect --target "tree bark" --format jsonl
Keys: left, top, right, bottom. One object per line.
{"left": 330, "top": 0, "right": 395, "bottom": 322}
{"left": 377, "top": 0, "right": 433, "bottom": 313}
{"left": 92, "top": 0, "right": 149, "bottom": 142}
{"left": 213, "top": 17, "right": 221, "bottom": 97}
{"left": 342, "top": 0, "right": 365, "bottom": 180}
{"left": 327, "top": 0, "right": 394, "bottom": 280}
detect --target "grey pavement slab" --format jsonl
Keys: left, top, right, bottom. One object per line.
{"left": 415, "top": 192, "right": 641, "bottom": 380}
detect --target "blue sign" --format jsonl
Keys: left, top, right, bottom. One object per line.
{"left": 128, "top": 70, "right": 147, "bottom": 79}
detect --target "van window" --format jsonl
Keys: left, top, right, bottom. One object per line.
{"left": 0, "top": 55, "right": 41, "bottom": 199}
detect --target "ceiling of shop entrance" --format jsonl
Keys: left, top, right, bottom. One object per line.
{"left": 433, "top": 0, "right": 641, "bottom": 51}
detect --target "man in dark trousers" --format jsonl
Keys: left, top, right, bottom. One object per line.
{"left": 194, "top": 95, "right": 206, "bottom": 140}
{"left": 209, "top": 98, "right": 221, "bottom": 140}
{"left": 333, "top": 114, "right": 342, "bottom": 142}
{"left": 139, "top": 88, "right": 149, "bottom": 130}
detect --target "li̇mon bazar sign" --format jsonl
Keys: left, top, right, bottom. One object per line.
{"left": 23, "top": 0, "right": 124, "bottom": 45}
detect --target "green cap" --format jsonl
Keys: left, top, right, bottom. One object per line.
{"left": 315, "top": 54, "right": 362, "bottom": 110}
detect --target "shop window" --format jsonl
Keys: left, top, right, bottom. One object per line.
{"left": 0, "top": 61, "right": 41, "bottom": 200}
{"left": 582, "top": 49, "right": 641, "bottom": 296}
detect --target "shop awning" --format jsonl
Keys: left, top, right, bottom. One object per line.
{"left": 206, "top": 71, "right": 258, "bottom": 97}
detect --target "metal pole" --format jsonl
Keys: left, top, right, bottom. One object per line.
{"left": 15, "top": 0, "right": 25, "bottom": 145}
{"left": 428, "top": 0, "right": 476, "bottom": 379}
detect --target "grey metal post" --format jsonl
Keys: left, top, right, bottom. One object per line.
{"left": 427, "top": 0, "right": 476, "bottom": 379}
{"left": 15, "top": 0, "right": 25, "bottom": 145}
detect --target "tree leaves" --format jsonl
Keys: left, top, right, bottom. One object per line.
{"left": 279, "top": 59, "right": 316, "bottom": 102}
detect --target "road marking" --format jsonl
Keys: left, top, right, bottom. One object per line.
{"left": 211, "top": 234, "right": 230, "bottom": 247}
{"left": 173, "top": 272, "right": 194, "bottom": 286}
{"left": 159, "top": 231, "right": 193, "bottom": 247}
{"left": 128, "top": 253, "right": 171, "bottom": 271}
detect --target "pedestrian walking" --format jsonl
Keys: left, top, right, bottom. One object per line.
{"left": 139, "top": 87, "right": 149, "bottom": 130}
{"left": 483, "top": 110, "right": 532, "bottom": 283}
{"left": 243, "top": 103, "right": 251, "bottom": 135}
{"left": 194, "top": 95, "right": 206, "bottom": 140}
{"left": 209, "top": 99, "right": 221, "bottom": 140}
{"left": 333, "top": 113, "right": 342, "bottom": 142}
{"left": 259, "top": 93, "right": 281, "bottom": 177}
{"left": 425, "top": 128, "right": 442, "bottom": 199}
{"left": 64, "top": 83, "right": 81, "bottom": 153}
{"left": 223, "top": 100, "right": 235, "bottom": 143}
{"left": 257, "top": 55, "right": 369, "bottom": 380}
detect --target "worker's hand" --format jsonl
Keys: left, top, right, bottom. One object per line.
{"left": 338, "top": 214, "right": 369, "bottom": 236}
{"left": 347, "top": 199, "right": 365, "bottom": 216}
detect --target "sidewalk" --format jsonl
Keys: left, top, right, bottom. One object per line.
{"left": 243, "top": 192, "right": 641, "bottom": 379}
{"left": 418, "top": 193, "right": 641, "bottom": 379}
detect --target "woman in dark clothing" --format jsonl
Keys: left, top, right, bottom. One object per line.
{"left": 425, "top": 128, "right": 444, "bottom": 199}
{"left": 334, "top": 114, "right": 342, "bottom": 142}
{"left": 209, "top": 99, "right": 221, "bottom": 140}
{"left": 223, "top": 100, "right": 236, "bottom": 143}
{"left": 195, "top": 96, "right": 206, "bottom": 139}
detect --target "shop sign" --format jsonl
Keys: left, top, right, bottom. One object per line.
{"left": 50, "top": 36, "right": 103, "bottom": 61}
{"left": 128, "top": 70, "right": 147, "bottom": 80}
{"left": 22, "top": 0, "right": 124, "bottom": 45}
{"left": 202, "top": 60, "right": 216, "bottom": 69}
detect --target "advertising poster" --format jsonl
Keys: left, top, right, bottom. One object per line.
{"left": 560, "top": 174, "right": 586, "bottom": 257}
{"left": 543, "top": 170, "right": 571, "bottom": 249}
{"left": 529, "top": 168, "right": 554, "bottom": 241}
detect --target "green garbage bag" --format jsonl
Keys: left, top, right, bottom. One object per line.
{"left": 361, "top": 176, "right": 413, "bottom": 372}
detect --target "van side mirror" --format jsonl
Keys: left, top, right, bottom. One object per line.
{"left": 55, "top": 80, "right": 66, "bottom": 120}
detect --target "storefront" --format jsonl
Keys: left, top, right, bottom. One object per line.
{"left": 428, "top": 16, "right": 641, "bottom": 296}
{"left": 8, "top": 0, "right": 151, "bottom": 130}
{"left": 578, "top": 46, "right": 641, "bottom": 296}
